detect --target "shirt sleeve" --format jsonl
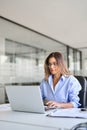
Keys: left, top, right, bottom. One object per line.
{"left": 68, "top": 76, "right": 82, "bottom": 108}
{"left": 40, "top": 79, "right": 46, "bottom": 100}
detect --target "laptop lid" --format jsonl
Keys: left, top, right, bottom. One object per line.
{"left": 5, "top": 85, "right": 45, "bottom": 114}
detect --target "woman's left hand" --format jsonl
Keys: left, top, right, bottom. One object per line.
{"left": 46, "top": 101, "right": 61, "bottom": 108}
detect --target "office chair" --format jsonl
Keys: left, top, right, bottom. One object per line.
{"left": 75, "top": 76, "right": 87, "bottom": 108}
{"left": 71, "top": 122, "right": 87, "bottom": 130}
{"left": 85, "top": 77, "right": 87, "bottom": 107}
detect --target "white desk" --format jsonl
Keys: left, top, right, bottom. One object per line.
{"left": 0, "top": 104, "right": 87, "bottom": 130}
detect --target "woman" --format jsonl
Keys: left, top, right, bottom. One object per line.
{"left": 40, "top": 52, "right": 81, "bottom": 108}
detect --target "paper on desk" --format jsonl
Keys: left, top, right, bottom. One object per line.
{"left": 0, "top": 103, "right": 11, "bottom": 111}
{"left": 47, "top": 108, "right": 87, "bottom": 118}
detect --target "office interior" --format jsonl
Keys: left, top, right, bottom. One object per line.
{"left": 0, "top": 1, "right": 87, "bottom": 105}
{"left": 0, "top": 1, "right": 87, "bottom": 130}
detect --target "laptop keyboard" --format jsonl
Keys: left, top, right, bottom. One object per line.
{"left": 44, "top": 106, "right": 57, "bottom": 111}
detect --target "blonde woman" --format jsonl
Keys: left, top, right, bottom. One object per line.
{"left": 40, "top": 52, "right": 81, "bottom": 108}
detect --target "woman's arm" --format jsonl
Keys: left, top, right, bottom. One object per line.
{"left": 46, "top": 100, "right": 74, "bottom": 108}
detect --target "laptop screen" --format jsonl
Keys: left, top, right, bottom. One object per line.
{"left": 5, "top": 85, "right": 45, "bottom": 114}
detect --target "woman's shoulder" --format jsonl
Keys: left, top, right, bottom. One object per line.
{"left": 63, "top": 75, "right": 79, "bottom": 82}
{"left": 68, "top": 75, "right": 79, "bottom": 81}
{"left": 66, "top": 75, "right": 82, "bottom": 87}
{"left": 63, "top": 75, "right": 82, "bottom": 90}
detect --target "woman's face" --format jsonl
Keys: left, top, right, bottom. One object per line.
{"left": 48, "top": 57, "right": 61, "bottom": 75}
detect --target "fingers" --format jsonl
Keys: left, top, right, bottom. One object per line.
{"left": 46, "top": 101, "right": 61, "bottom": 108}
{"left": 46, "top": 101, "right": 57, "bottom": 107}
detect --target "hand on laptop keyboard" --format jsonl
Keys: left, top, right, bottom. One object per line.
{"left": 44, "top": 106, "right": 57, "bottom": 111}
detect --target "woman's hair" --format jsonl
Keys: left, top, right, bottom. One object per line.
{"left": 44, "top": 52, "right": 71, "bottom": 80}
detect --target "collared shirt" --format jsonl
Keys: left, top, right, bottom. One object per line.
{"left": 40, "top": 75, "right": 82, "bottom": 108}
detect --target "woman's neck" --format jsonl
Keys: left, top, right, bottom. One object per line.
{"left": 52, "top": 73, "right": 61, "bottom": 80}
{"left": 52, "top": 73, "right": 61, "bottom": 87}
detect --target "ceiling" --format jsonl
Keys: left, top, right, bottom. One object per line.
{"left": 0, "top": 0, "right": 87, "bottom": 50}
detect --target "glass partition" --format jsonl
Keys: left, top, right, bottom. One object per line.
{"left": 0, "top": 16, "right": 82, "bottom": 85}
{"left": 67, "top": 47, "right": 82, "bottom": 75}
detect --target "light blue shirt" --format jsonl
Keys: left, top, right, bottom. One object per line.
{"left": 40, "top": 75, "right": 82, "bottom": 108}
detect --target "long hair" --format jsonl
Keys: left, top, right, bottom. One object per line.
{"left": 44, "top": 52, "right": 71, "bottom": 80}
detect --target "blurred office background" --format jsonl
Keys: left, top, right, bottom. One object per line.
{"left": 0, "top": 0, "right": 87, "bottom": 103}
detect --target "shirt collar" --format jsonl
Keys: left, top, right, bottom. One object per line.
{"left": 48, "top": 74, "right": 65, "bottom": 83}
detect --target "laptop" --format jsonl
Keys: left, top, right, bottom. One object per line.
{"left": 5, "top": 85, "right": 46, "bottom": 114}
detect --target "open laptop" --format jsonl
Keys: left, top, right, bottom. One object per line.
{"left": 5, "top": 85, "right": 46, "bottom": 114}
{"left": 5, "top": 85, "right": 56, "bottom": 114}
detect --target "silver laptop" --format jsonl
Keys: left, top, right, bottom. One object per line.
{"left": 5, "top": 85, "right": 45, "bottom": 114}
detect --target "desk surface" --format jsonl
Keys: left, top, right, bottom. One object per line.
{"left": 0, "top": 104, "right": 87, "bottom": 130}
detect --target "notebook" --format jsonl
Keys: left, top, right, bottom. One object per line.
{"left": 5, "top": 85, "right": 46, "bottom": 114}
